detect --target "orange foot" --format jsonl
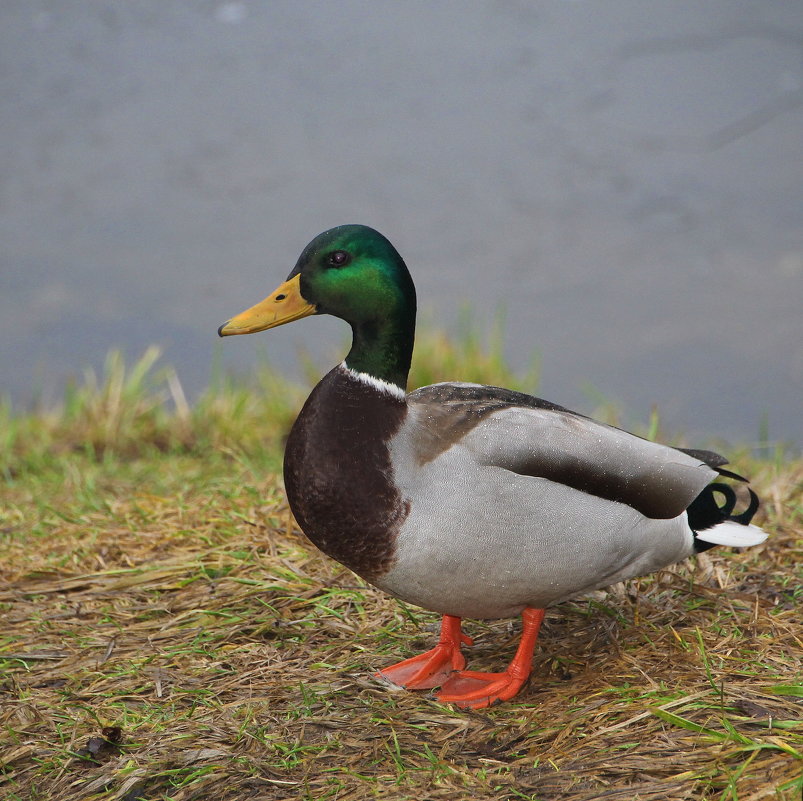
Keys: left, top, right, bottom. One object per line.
{"left": 434, "top": 607, "right": 546, "bottom": 709}
{"left": 377, "top": 614, "right": 473, "bottom": 689}
{"left": 435, "top": 668, "right": 528, "bottom": 709}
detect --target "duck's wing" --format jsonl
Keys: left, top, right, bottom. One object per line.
{"left": 406, "top": 382, "right": 720, "bottom": 520}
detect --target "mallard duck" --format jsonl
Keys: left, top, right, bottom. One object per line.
{"left": 219, "top": 224, "right": 766, "bottom": 709}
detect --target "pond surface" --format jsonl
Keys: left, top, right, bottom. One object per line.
{"left": 2, "top": 1, "right": 802, "bottom": 444}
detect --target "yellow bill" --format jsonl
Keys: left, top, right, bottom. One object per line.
{"left": 218, "top": 274, "right": 316, "bottom": 336}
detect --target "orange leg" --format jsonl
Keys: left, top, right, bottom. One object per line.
{"left": 435, "top": 607, "right": 545, "bottom": 709}
{"left": 377, "top": 614, "right": 473, "bottom": 690}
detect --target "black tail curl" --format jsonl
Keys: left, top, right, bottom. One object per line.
{"left": 687, "top": 469, "right": 761, "bottom": 553}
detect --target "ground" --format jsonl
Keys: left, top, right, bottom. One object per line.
{"left": 1, "top": 348, "right": 801, "bottom": 800}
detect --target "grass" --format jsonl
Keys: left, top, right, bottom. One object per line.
{"left": 1, "top": 326, "right": 801, "bottom": 801}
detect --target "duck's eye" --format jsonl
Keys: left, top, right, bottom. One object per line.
{"left": 327, "top": 250, "right": 351, "bottom": 267}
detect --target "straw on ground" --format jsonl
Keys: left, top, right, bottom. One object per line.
{"left": 1, "top": 341, "right": 801, "bottom": 801}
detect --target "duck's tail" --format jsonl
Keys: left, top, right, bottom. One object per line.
{"left": 683, "top": 457, "right": 767, "bottom": 551}
{"left": 694, "top": 519, "right": 767, "bottom": 548}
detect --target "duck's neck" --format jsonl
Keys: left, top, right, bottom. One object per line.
{"left": 344, "top": 313, "right": 414, "bottom": 392}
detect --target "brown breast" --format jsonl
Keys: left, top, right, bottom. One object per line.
{"left": 283, "top": 365, "right": 410, "bottom": 583}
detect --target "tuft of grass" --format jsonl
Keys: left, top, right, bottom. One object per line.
{"left": 409, "top": 308, "right": 540, "bottom": 393}
{"left": 0, "top": 347, "right": 302, "bottom": 480}
{"left": 1, "top": 317, "right": 537, "bottom": 482}
{"left": 1, "top": 325, "right": 801, "bottom": 800}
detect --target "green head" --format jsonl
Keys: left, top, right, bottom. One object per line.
{"left": 219, "top": 225, "right": 417, "bottom": 389}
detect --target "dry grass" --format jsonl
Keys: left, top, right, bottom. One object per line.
{"left": 1, "top": 346, "right": 801, "bottom": 800}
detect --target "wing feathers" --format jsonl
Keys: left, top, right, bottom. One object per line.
{"left": 408, "top": 383, "right": 718, "bottom": 520}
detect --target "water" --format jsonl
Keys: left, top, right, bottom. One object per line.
{"left": 2, "top": 1, "right": 801, "bottom": 445}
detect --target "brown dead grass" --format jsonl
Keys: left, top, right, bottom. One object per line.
{"left": 1, "top": 454, "right": 801, "bottom": 801}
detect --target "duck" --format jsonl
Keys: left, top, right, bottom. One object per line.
{"left": 218, "top": 224, "right": 767, "bottom": 709}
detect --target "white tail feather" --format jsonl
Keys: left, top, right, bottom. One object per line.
{"left": 695, "top": 521, "right": 768, "bottom": 547}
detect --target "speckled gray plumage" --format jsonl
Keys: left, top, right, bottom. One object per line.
{"left": 375, "top": 382, "right": 714, "bottom": 618}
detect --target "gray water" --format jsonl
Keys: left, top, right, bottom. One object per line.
{"left": 2, "top": 1, "right": 802, "bottom": 445}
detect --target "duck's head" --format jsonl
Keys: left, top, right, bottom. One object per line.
{"left": 219, "top": 224, "right": 417, "bottom": 388}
